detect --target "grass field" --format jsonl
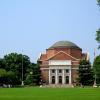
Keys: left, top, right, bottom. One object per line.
{"left": 0, "top": 87, "right": 100, "bottom": 100}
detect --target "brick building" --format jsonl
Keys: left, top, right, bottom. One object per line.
{"left": 39, "top": 41, "right": 88, "bottom": 86}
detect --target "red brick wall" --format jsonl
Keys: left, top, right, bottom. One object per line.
{"left": 54, "top": 48, "right": 71, "bottom": 54}
{"left": 71, "top": 48, "right": 82, "bottom": 59}
{"left": 41, "top": 69, "right": 49, "bottom": 84}
{"left": 46, "top": 49, "right": 55, "bottom": 59}
{"left": 72, "top": 61, "right": 80, "bottom": 66}
{"left": 71, "top": 69, "right": 78, "bottom": 83}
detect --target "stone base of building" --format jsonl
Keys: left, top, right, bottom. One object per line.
{"left": 41, "top": 84, "right": 74, "bottom": 88}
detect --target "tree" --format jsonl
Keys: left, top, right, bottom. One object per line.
{"left": 24, "top": 74, "right": 33, "bottom": 85}
{"left": 96, "top": 0, "right": 100, "bottom": 48}
{"left": 98, "top": 0, "right": 100, "bottom": 6}
{"left": 25, "top": 62, "right": 41, "bottom": 85}
{"left": 93, "top": 55, "right": 100, "bottom": 84}
{"left": 0, "top": 58, "right": 6, "bottom": 69}
{"left": 78, "top": 60, "right": 94, "bottom": 86}
{"left": 7, "top": 71, "right": 16, "bottom": 85}
{"left": 32, "top": 61, "right": 41, "bottom": 85}
{"left": 0, "top": 69, "right": 17, "bottom": 86}
{"left": 0, "top": 69, "right": 7, "bottom": 85}
{"left": 0, "top": 53, "right": 41, "bottom": 86}
{"left": 3, "top": 53, "right": 32, "bottom": 85}
{"left": 96, "top": 29, "right": 100, "bottom": 49}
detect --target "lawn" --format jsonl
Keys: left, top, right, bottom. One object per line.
{"left": 0, "top": 87, "right": 100, "bottom": 100}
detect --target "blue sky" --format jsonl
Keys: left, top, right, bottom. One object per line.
{"left": 0, "top": 0, "right": 100, "bottom": 63}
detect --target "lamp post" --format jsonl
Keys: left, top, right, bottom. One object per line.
{"left": 93, "top": 49, "right": 97, "bottom": 87}
{"left": 21, "top": 52, "right": 24, "bottom": 86}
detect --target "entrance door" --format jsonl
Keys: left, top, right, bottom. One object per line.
{"left": 65, "top": 76, "right": 69, "bottom": 84}
{"left": 52, "top": 76, "right": 55, "bottom": 84}
{"left": 59, "top": 76, "right": 62, "bottom": 84}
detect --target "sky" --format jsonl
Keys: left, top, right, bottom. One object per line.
{"left": 0, "top": 0, "right": 100, "bottom": 63}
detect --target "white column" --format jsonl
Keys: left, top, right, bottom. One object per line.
{"left": 55, "top": 69, "right": 58, "bottom": 84}
{"left": 69, "top": 68, "right": 72, "bottom": 84}
{"left": 49, "top": 69, "right": 51, "bottom": 84}
{"left": 62, "top": 69, "right": 65, "bottom": 84}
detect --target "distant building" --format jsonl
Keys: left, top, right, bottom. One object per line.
{"left": 39, "top": 41, "right": 88, "bottom": 86}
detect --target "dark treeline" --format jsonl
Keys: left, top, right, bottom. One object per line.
{"left": 0, "top": 53, "right": 41, "bottom": 87}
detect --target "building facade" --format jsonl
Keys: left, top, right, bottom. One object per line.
{"left": 39, "top": 41, "right": 88, "bottom": 86}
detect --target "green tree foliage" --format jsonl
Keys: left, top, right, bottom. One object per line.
{"left": 96, "top": 29, "right": 100, "bottom": 49}
{"left": 3, "top": 53, "right": 31, "bottom": 85}
{"left": 78, "top": 60, "right": 94, "bottom": 86}
{"left": 0, "top": 69, "right": 17, "bottom": 86}
{"left": 0, "top": 59, "right": 6, "bottom": 69}
{"left": 98, "top": 0, "right": 100, "bottom": 6}
{"left": 7, "top": 71, "right": 17, "bottom": 85}
{"left": 32, "top": 61, "right": 41, "bottom": 85}
{"left": 0, "top": 53, "right": 41, "bottom": 86}
{"left": 93, "top": 55, "right": 100, "bottom": 84}
{"left": 25, "top": 62, "right": 41, "bottom": 85}
{"left": 0, "top": 69, "right": 7, "bottom": 77}
{"left": 0, "top": 69, "right": 7, "bottom": 85}
{"left": 25, "top": 74, "right": 33, "bottom": 85}
{"left": 96, "top": 0, "right": 100, "bottom": 49}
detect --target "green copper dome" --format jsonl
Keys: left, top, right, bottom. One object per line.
{"left": 49, "top": 41, "right": 81, "bottom": 49}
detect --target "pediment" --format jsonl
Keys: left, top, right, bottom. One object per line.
{"left": 47, "top": 51, "right": 79, "bottom": 61}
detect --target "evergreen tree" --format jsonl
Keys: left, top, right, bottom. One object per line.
{"left": 78, "top": 60, "right": 94, "bottom": 86}
{"left": 93, "top": 55, "right": 100, "bottom": 84}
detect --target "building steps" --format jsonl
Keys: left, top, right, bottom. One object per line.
{"left": 41, "top": 84, "right": 74, "bottom": 88}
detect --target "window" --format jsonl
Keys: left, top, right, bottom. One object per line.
{"left": 66, "top": 69, "right": 69, "bottom": 73}
{"left": 59, "top": 69, "right": 62, "bottom": 73}
{"left": 65, "top": 76, "right": 69, "bottom": 84}
{"left": 52, "top": 69, "right": 55, "bottom": 73}
{"left": 52, "top": 76, "right": 55, "bottom": 84}
{"left": 59, "top": 76, "right": 62, "bottom": 84}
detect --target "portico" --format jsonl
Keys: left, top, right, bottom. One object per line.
{"left": 48, "top": 60, "right": 72, "bottom": 85}
{"left": 49, "top": 67, "right": 71, "bottom": 85}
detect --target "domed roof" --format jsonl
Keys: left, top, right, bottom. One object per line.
{"left": 49, "top": 41, "right": 81, "bottom": 49}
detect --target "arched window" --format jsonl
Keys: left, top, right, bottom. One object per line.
{"left": 52, "top": 76, "right": 55, "bottom": 84}
{"left": 65, "top": 76, "right": 69, "bottom": 84}
{"left": 59, "top": 76, "right": 62, "bottom": 84}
